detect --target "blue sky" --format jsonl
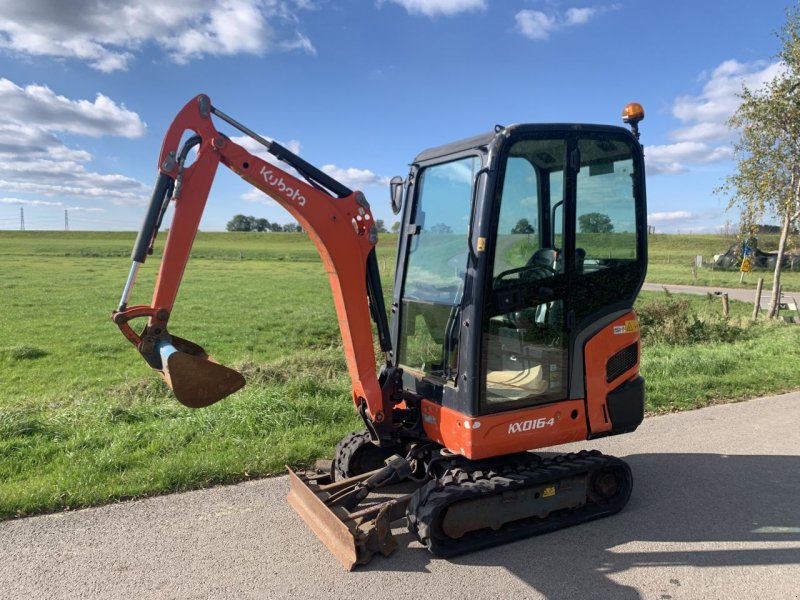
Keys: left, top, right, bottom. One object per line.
{"left": 0, "top": 0, "right": 793, "bottom": 233}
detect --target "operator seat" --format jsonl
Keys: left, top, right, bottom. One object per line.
{"left": 526, "top": 247, "right": 558, "bottom": 271}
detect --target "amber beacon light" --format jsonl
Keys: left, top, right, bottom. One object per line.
{"left": 622, "top": 102, "right": 645, "bottom": 140}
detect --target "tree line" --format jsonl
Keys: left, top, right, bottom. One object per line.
{"left": 227, "top": 214, "right": 391, "bottom": 233}
{"left": 226, "top": 214, "right": 302, "bottom": 232}
{"left": 510, "top": 213, "right": 614, "bottom": 235}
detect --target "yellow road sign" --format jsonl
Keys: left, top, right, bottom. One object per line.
{"left": 741, "top": 257, "right": 751, "bottom": 272}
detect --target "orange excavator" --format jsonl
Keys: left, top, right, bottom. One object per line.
{"left": 113, "top": 95, "right": 648, "bottom": 570}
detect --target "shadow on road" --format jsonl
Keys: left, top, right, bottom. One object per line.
{"left": 367, "top": 453, "right": 800, "bottom": 599}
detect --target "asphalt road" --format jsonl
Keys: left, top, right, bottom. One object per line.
{"left": 2, "top": 392, "right": 799, "bottom": 600}
{"left": 642, "top": 282, "right": 799, "bottom": 305}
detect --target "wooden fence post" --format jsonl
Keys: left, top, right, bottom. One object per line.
{"left": 722, "top": 293, "right": 729, "bottom": 320}
{"left": 752, "top": 277, "right": 764, "bottom": 321}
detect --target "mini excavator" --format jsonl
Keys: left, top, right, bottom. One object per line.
{"left": 113, "top": 95, "right": 648, "bottom": 570}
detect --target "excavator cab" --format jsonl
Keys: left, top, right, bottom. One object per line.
{"left": 390, "top": 123, "right": 647, "bottom": 458}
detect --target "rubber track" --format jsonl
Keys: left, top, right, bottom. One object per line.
{"left": 406, "top": 450, "right": 632, "bottom": 557}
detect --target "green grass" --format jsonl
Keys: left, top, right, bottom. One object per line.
{"left": 635, "top": 290, "right": 800, "bottom": 411}
{"left": 1, "top": 231, "right": 799, "bottom": 519}
{"left": 646, "top": 233, "right": 800, "bottom": 289}
{"left": 0, "top": 232, "right": 369, "bottom": 517}
{"left": 641, "top": 323, "right": 800, "bottom": 412}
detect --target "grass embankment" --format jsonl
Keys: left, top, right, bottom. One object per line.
{"left": 636, "top": 290, "right": 800, "bottom": 412}
{"left": 647, "top": 233, "right": 800, "bottom": 289}
{"left": 1, "top": 231, "right": 799, "bottom": 518}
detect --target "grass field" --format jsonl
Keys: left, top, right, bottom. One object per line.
{"left": 647, "top": 233, "right": 800, "bottom": 288}
{"left": 1, "top": 231, "right": 799, "bottom": 519}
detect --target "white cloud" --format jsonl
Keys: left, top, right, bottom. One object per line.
{"left": 651, "top": 59, "right": 786, "bottom": 174}
{"left": 0, "top": 174, "right": 148, "bottom": 204}
{"left": 515, "top": 11, "right": 557, "bottom": 40}
{"left": 0, "top": 79, "right": 146, "bottom": 138}
{"left": 516, "top": 4, "right": 620, "bottom": 40}
{"left": 0, "top": 197, "right": 62, "bottom": 207}
{"left": 66, "top": 205, "right": 106, "bottom": 212}
{"left": 646, "top": 142, "right": 733, "bottom": 175}
{"left": 0, "top": 197, "right": 106, "bottom": 211}
{"left": 647, "top": 210, "right": 693, "bottom": 224}
{"left": 0, "top": 0, "right": 315, "bottom": 72}
{"left": 646, "top": 210, "right": 724, "bottom": 233}
{"left": 671, "top": 60, "right": 786, "bottom": 133}
{"left": 321, "top": 165, "right": 390, "bottom": 188}
{"left": 384, "top": 0, "right": 486, "bottom": 17}
{"left": 230, "top": 134, "right": 302, "bottom": 162}
{"left": 279, "top": 32, "right": 317, "bottom": 55}
{"left": 0, "top": 78, "right": 150, "bottom": 206}
{"left": 242, "top": 187, "right": 276, "bottom": 205}
{"left": 565, "top": 8, "right": 596, "bottom": 25}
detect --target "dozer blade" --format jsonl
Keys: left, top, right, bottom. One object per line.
{"left": 158, "top": 338, "right": 245, "bottom": 408}
{"left": 286, "top": 466, "right": 409, "bottom": 571}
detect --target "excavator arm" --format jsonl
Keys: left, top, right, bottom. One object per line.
{"left": 112, "top": 94, "right": 399, "bottom": 437}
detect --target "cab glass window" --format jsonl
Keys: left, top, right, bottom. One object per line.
{"left": 398, "top": 156, "right": 479, "bottom": 377}
{"left": 484, "top": 139, "right": 568, "bottom": 409}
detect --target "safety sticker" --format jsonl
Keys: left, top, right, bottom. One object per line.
{"left": 614, "top": 320, "right": 639, "bottom": 335}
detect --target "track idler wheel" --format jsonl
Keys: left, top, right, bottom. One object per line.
{"left": 332, "top": 430, "right": 399, "bottom": 481}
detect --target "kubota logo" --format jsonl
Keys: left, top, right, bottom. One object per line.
{"left": 508, "top": 416, "right": 556, "bottom": 434}
{"left": 260, "top": 166, "right": 306, "bottom": 206}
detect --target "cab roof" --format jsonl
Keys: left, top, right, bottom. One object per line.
{"left": 412, "top": 123, "right": 635, "bottom": 164}
{"left": 413, "top": 130, "right": 496, "bottom": 163}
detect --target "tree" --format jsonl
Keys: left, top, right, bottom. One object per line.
{"left": 511, "top": 218, "right": 535, "bottom": 234}
{"left": 226, "top": 214, "right": 253, "bottom": 232}
{"left": 720, "top": 8, "right": 800, "bottom": 318}
{"left": 282, "top": 222, "right": 300, "bottom": 232}
{"left": 375, "top": 219, "right": 387, "bottom": 233}
{"left": 578, "top": 212, "right": 614, "bottom": 233}
{"left": 226, "top": 215, "right": 277, "bottom": 232}
{"left": 391, "top": 221, "right": 401, "bottom": 233}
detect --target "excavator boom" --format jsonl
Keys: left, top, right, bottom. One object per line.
{"left": 113, "top": 94, "right": 394, "bottom": 430}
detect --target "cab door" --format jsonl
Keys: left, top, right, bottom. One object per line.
{"left": 482, "top": 137, "right": 570, "bottom": 412}
{"left": 396, "top": 155, "right": 480, "bottom": 392}
{"left": 481, "top": 130, "right": 646, "bottom": 414}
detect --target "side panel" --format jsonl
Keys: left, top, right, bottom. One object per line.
{"left": 583, "top": 310, "right": 641, "bottom": 435}
{"left": 421, "top": 398, "right": 587, "bottom": 459}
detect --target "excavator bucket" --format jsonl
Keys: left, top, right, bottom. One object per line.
{"left": 157, "top": 337, "right": 245, "bottom": 408}
{"left": 286, "top": 466, "right": 410, "bottom": 570}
